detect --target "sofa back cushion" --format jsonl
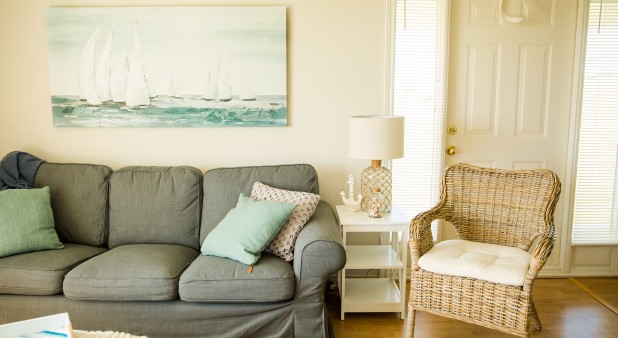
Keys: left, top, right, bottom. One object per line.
{"left": 200, "top": 164, "right": 319, "bottom": 243}
{"left": 108, "top": 166, "right": 203, "bottom": 249}
{"left": 34, "top": 162, "right": 112, "bottom": 247}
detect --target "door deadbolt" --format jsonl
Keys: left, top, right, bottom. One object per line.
{"left": 447, "top": 125, "right": 457, "bottom": 135}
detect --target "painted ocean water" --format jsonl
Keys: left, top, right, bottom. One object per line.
{"left": 51, "top": 95, "right": 287, "bottom": 127}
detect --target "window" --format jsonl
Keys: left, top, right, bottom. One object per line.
{"left": 572, "top": 0, "right": 618, "bottom": 245}
{"left": 390, "top": 0, "right": 449, "bottom": 235}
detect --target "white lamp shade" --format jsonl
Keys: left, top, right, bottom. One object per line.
{"left": 348, "top": 115, "right": 405, "bottom": 160}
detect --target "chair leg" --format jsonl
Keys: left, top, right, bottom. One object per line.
{"left": 530, "top": 300, "right": 542, "bottom": 331}
{"left": 405, "top": 304, "right": 416, "bottom": 338}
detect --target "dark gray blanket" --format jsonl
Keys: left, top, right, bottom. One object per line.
{"left": 0, "top": 151, "right": 45, "bottom": 191}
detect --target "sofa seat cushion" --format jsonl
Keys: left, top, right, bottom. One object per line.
{"left": 179, "top": 253, "right": 295, "bottom": 303}
{"left": 63, "top": 244, "right": 198, "bottom": 301}
{"left": 417, "top": 239, "right": 531, "bottom": 287}
{"left": 0, "top": 243, "right": 107, "bottom": 295}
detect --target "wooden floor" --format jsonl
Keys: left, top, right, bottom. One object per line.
{"left": 326, "top": 278, "right": 618, "bottom": 338}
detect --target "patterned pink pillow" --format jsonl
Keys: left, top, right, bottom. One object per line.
{"left": 250, "top": 182, "right": 320, "bottom": 261}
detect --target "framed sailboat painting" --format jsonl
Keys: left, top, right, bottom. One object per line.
{"left": 46, "top": 7, "right": 287, "bottom": 127}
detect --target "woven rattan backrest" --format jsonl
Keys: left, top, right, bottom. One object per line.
{"left": 440, "top": 163, "right": 561, "bottom": 250}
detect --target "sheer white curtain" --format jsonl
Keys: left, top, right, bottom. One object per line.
{"left": 572, "top": 0, "right": 618, "bottom": 245}
{"left": 390, "top": 0, "right": 449, "bottom": 237}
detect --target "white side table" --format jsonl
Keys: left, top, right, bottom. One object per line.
{"left": 335, "top": 205, "right": 409, "bottom": 320}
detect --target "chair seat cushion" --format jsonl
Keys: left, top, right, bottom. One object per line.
{"left": 0, "top": 243, "right": 107, "bottom": 295}
{"left": 63, "top": 244, "right": 198, "bottom": 301}
{"left": 417, "top": 239, "right": 531, "bottom": 286}
{"left": 179, "top": 253, "right": 295, "bottom": 303}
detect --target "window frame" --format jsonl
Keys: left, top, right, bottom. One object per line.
{"left": 386, "top": 0, "right": 450, "bottom": 241}
{"left": 568, "top": 0, "right": 618, "bottom": 246}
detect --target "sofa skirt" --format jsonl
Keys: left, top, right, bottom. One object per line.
{"left": 0, "top": 294, "right": 333, "bottom": 338}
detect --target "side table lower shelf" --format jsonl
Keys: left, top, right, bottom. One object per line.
{"left": 343, "top": 278, "right": 403, "bottom": 313}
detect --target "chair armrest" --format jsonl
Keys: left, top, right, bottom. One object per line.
{"left": 294, "top": 201, "right": 346, "bottom": 289}
{"left": 409, "top": 207, "right": 443, "bottom": 270}
{"left": 523, "top": 229, "right": 556, "bottom": 291}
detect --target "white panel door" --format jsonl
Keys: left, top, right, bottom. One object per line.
{"left": 445, "top": 0, "right": 577, "bottom": 271}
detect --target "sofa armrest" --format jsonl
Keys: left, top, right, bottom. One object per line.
{"left": 292, "top": 201, "right": 345, "bottom": 338}
{"left": 294, "top": 201, "right": 346, "bottom": 282}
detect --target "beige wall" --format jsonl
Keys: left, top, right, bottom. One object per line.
{"left": 0, "top": 0, "right": 389, "bottom": 206}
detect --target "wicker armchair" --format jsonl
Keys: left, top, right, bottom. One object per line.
{"left": 406, "top": 164, "right": 561, "bottom": 338}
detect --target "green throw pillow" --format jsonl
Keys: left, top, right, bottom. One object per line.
{"left": 0, "top": 187, "right": 64, "bottom": 258}
{"left": 201, "top": 193, "right": 295, "bottom": 265}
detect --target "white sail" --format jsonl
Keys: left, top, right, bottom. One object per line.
{"left": 204, "top": 63, "right": 218, "bottom": 100}
{"left": 217, "top": 55, "right": 233, "bottom": 102}
{"left": 144, "top": 61, "right": 157, "bottom": 98}
{"left": 110, "top": 44, "right": 128, "bottom": 103}
{"left": 125, "top": 23, "right": 150, "bottom": 107}
{"left": 78, "top": 27, "right": 101, "bottom": 105}
{"left": 96, "top": 28, "right": 113, "bottom": 102}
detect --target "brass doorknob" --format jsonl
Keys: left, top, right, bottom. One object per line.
{"left": 446, "top": 145, "right": 457, "bottom": 156}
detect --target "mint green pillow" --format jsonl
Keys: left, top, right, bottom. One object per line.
{"left": 201, "top": 194, "right": 295, "bottom": 265}
{"left": 0, "top": 187, "right": 64, "bottom": 257}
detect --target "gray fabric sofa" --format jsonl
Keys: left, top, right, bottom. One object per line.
{"left": 0, "top": 162, "right": 345, "bottom": 338}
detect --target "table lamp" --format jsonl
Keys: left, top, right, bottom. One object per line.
{"left": 348, "top": 115, "right": 404, "bottom": 213}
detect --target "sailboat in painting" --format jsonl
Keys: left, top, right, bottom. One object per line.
{"left": 217, "top": 55, "right": 233, "bottom": 102}
{"left": 110, "top": 44, "right": 129, "bottom": 103}
{"left": 203, "top": 64, "right": 218, "bottom": 101}
{"left": 96, "top": 28, "right": 113, "bottom": 102}
{"left": 78, "top": 26, "right": 102, "bottom": 105}
{"left": 239, "top": 86, "right": 256, "bottom": 101}
{"left": 125, "top": 23, "right": 150, "bottom": 107}
{"left": 79, "top": 25, "right": 134, "bottom": 105}
{"left": 171, "top": 65, "right": 185, "bottom": 98}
